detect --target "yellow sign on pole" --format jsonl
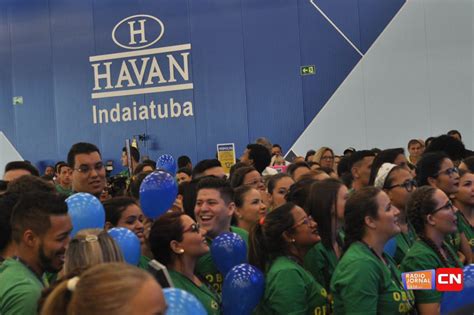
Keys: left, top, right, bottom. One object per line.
{"left": 217, "top": 143, "right": 236, "bottom": 175}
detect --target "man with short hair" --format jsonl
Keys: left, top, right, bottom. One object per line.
{"left": 54, "top": 162, "right": 73, "bottom": 196}
{"left": 287, "top": 162, "right": 311, "bottom": 181}
{"left": 192, "top": 159, "right": 226, "bottom": 179}
{"left": 447, "top": 129, "right": 462, "bottom": 142}
{"left": 3, "top": 161, "right": 39, "bottom": 182}
{"left": 0, "top": 192, "right": 72, "bottom": 315}
{"left": 177, "top": 155, "right": 192, "bottom": 170}
{"left": 67, "top": 142, "right": 106, "bottom": 198}
{"left": 407, "top": 139, "right": 423, "bottom": 166}
{"left": 176, "top": 167, "right": 192, "bottom": 185}
{"left": 194, "top": 177, "right": 248, "bottom": 293}
{"left": 349, "top": 150, "right": 375, "bottom": 192}
{"left": 120, "top": 146, "right": 140, "bottom": 177}
{"left": 240, "top": 143, "right": 275, "bottom": 175}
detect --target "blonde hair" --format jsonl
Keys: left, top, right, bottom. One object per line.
{"left": 311, "top": 147, "right": 334, "bottom": 164}
{"left": 64, "top": 229, "right": 124, "bottom": 275}
{"left": 40, "top": 263, "right": 155, "bottom": 315}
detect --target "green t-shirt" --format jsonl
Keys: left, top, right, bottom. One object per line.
{"left": 331, "top": 242, "right": 415, "bottom": 315}
{"left": 393, "top": 224, "right": 416, "bottom": 265}
{"left": 456, "top": 211, "right": 474, "bottom": 249}
{"left": 303, "top": 242, "right": 338, "bottom": 293}
{"left": 0, "top": 259, "right": 45, "bottom": 315}
{"left": 256, "top": 256, "right": 329, "bottom": 315}
{"left": 138, "top": 255, "right": 151, "bottom": 270}
{"left": 55, "top": 184, "right": 73, "bottom": 196}
{"left": 169, "top": 270, "right": 220, "bottom": 315}
{"left": 399, "top": 239, "right": 462, "bottom": 304}
{"left": 195, "top": 226, "right": 249, "bottom": 294}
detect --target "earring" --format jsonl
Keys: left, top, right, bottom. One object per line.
{"left": 178, "top": 249, "right": 184, "bottom": 254}
{"left": 291, "top": 239, "right": 296, "bottom": 243}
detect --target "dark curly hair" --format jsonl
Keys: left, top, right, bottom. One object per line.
{"left": 406, "top": 186, "right": 460, "bottom": 267}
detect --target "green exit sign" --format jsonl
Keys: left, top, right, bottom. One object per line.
{"left": 300, "top": 65, "right": 316, "bottom": 76}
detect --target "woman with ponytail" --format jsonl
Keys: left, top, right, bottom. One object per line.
{"left": 400, "top": 186, "right": 462, "bottom": 314}
{"left": 40, "top": 263, "right": 166, "bottom": 315}
{"left": 303, "top": 178, "right": 348, "bottom": 293}
{"left": 249, "top": 202, "right": 329, "bottom": 314}
{"left": 331, "top": 187, "right": 414, "bottom": 314}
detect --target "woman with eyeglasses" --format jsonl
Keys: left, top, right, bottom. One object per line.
{"left": 417, "top": 151, "right": 471, "bottom": 264}
{"left": 311, "top": 147, "right": 335, "bottom": 169}
{"left": 400, "top": 186, "right": 463, "bottom": 315}
{"left": 374, "top": 163, "right": 417, "bottom": 264}
{"left": 149, "top": 212, "right": 220, "bottom": 315}
{"left": 234, "top": 186, "right": 267, "bottom": 233}
{"left": 331, "top": 187, "right": 415, "bottom": 314}
{"left": 304, "top": 178, "right": 348, "bottom": 294}
{"left": 452, "top": 169, "right": 474, "bottom": 252}
{"left": 249, "top": 202, "right": 329, "bottom": 314}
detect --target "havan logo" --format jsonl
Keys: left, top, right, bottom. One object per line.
{"left": 112, "top": 14, "right": 165, "bottom": 50}
{"left": 89, "top": 14, "right": 193, "bottom": 100}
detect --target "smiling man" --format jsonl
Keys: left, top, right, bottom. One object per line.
{"left": 0, "top": 192, "right": 72, "bottom": 315}
{"left": 194, "top": 177, "right": 248, "bottom": 294}
{"left": 67, "top": 142, "right": 106, "bottom": 198}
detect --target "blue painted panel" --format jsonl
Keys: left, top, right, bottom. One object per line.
{"left": 9, "top": 0, "right": 58, "bottom": 162}
{"left": 49, "top": 0, "right": 99, "bottom": 161}
{"left": 241, "top": 0, "right": 305, "bottom": 154}
{"left": 311, "top": 0, "right": 362, "bottom": 52}
{"left": 298, "top": 0, "right": 362, "bottom": 127}
{"left": 358, "top": 0, "right": 405, "bottom": 53}
{"left": 189, "top": 0, "right": 249, "bottom": 159}
{"left": 0, "top": 3, "right": 15, "bottom": 143}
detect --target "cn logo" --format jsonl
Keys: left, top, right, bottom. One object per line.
{"left": 112, "top": 14, "right": 164, "bottom": 50}
{"left": 436, "top": 268, "right": 463, "bottom": 291}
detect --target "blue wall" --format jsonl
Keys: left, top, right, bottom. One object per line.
{"left": 0, "top": 0, "right": 404, "bottom": 173}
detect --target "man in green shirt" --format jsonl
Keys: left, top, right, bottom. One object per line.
{"left": 54, "top": 162, "right": 73, "bottom": 196}
{"left": 0, "top": 191, "right": 72, "bottom": 315}
{"left": 194, "top": 177, "right": 248, "bottom": 293}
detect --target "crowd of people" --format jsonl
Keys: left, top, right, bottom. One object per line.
{"left": 0, "top": 129, "right": 473, "bottom": 314}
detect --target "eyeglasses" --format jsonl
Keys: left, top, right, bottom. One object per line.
{"left": 432, "top": 200, "right": 454, "bottom": 214}
{"left": 244, "top": 178, "right": 264, "bottom": 186}
{"left": 74, "top": 162, "right": 104, "bottom": 174}
{"left": 386, "top": 179, "right": 417, "bottom": 192}
{"left": 292, "top": 215, "right": 313, "bottom": 229}
{"left": 321, "top": 156, "right": 334, "bottom": 161}
{"left": 435, "top": 167, "right": 459, "bottom": 177}
{"left": 183, "top": 223, "right": 201, "bottom": 234}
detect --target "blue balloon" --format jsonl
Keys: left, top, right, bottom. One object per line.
{"left": 139, "top": 171, "right": 178, "bottom": 219}
{"left": 66, "top": 193, "right": 105, "bottom": 237}
{"left": 157, "top": 154, "right": 177, "bottom": 176}
{"left": 222, "top": 263, "right": 265, "bottom": 315}
{"left": 441, "top": 264, "right": 474, "bottom": 314}
{"left": 163, "top": 288, "right": 207, "bottom": 315}
{"left": 383, "top": 236, "right": 397, "bottom": 257}
{"left": 211, "top": 232, "right": 247, "bottom": 275}
{"left": 108, "top": 227, "right": 141, "bottom": 265}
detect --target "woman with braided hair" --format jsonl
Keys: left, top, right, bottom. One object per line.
{"left": 249, "top": 202, "right": 329, "bottom": 314}
{"left": 331, "top": 187, "right": 415, "bottom": 314}
{"left": 400, "top": 186, "right": 462, "bottom": 315}
{"left": 416, "top": 151, "right": 471, "bottom": 264}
